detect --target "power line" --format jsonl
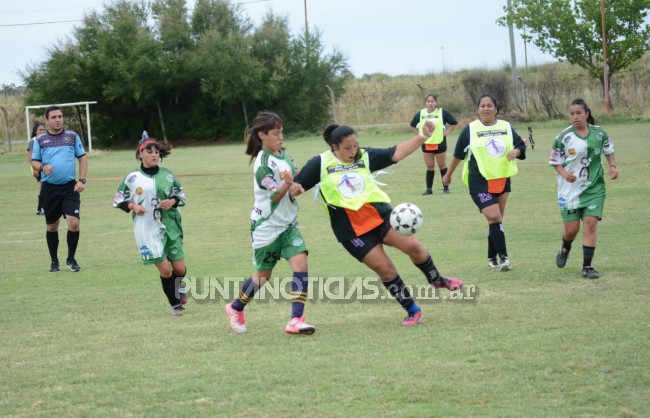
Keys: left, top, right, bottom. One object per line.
{"left": 0, "top": 19, "right": 82, "bottom": 27}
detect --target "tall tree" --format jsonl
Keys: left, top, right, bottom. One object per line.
{"left": 499, "top": 0, "right": 650, "bottom": 108}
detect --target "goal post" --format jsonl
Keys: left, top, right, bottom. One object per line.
{"left": 25, "top": 101, "right": 97, "bottom": 152}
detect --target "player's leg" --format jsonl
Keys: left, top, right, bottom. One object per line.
{"left": 556, "top": 209, "right": 581, "bottom": 268}
{"left": 422, "top": 150, "right": 435, "bottom": 195}
{"left": 62, "top": 183, "right": 81, "bottom": 272}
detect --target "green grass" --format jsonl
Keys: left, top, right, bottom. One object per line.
{"left": 1, "top": 121, "right": 649, "bottom": 417}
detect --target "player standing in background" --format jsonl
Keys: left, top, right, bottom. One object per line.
{"left": 31, "top": 106, "right": 87, "bottom": 273}
{"left": 409, "top": 94, "right": 458, "bottom": 195}
{"left": 549, "top": 99, "right": 617, "bottom": 279}
{"left": 224, "top": 111, "right": 315, "bottom": 335}
{"left": 291, "top": 121, "right": 462, "bottom": 327}
{"left": 113, "top": 133, "right": 189, "bottom": 316}
{"left": 443, "top": 93, "right": 526, "bottom": 272}
{"left": 28, "top": 121, "right": 47, "bottom": 215}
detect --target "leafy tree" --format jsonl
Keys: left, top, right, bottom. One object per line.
{"left": 23, "top": 0, "right": 350, "bottom": 144}
{"left": 499, "top": 0, "right": 650, "bottom": 108}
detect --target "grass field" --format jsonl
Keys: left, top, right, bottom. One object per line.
{"left": 1, "top": 121, "right": 649, "bottom": 417}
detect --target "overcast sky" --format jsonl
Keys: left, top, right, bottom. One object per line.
{"left": 1, "top": 0, "right": 556, "bottom": 87}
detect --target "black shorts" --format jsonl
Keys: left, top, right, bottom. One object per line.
{"left": 341, "top": 219, "right": 392, "bottom": 262}
{"left": 41, "top": 181, "right": 81, "bottom": 224}
{"left": 470, "top": 190, "right": 509, "bottom": 211}
{"left": 421, "top": 138, "right": 447, "bottom": 154}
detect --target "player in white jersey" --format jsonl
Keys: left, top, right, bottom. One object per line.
{"left": 224, "top": 111, "right": 315, "bottom": 335}
{"left": 549, "top": 99, "right": 618, "bottom": 279}
{"left": 113, "top": 133, "right": 188, "bottom": 316}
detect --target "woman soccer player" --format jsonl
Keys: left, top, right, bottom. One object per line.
{"left": 291, "top": 121, "right": 462, "bottom": 327}
{"left": 443, "top": 93, "right": 526, "bottom": 271}
{"left": 113, "top": 133, "right": 188, "bottom": 316}
{"left": 224, "top": 111, "right": 315, "bottom": 335}
{"left": 550, "top": 99, "right": 617, "bottom": 279}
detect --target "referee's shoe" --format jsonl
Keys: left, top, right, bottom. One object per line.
{"left": 66, "top": 259, "right": 81, "bottom": 272}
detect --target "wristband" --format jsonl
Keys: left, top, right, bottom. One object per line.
{"left": 39, "top": 164, "right": 44, "bottom": 172}
{"left": 609, "top": 165, "right": 617, "bottom": 168}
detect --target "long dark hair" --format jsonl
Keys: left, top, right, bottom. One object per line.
{"left": 323, "top": 124, "right": 361, "bottom": 162}
{"left": 245, "top": 111, "right": 284, "bottom": 163}
{"left": 31, "top": 121, "right": 45, "bottom": 138}
{"left": 570, "top": 98, "right": 596, "bottom": 125}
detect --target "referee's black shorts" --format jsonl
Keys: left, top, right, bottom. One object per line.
{"left": 41, "top": 180, "right": 81, "bottom": 224}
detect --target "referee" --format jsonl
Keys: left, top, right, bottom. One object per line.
{"left": 30, "top": 106, "right": 88, "bottom": 273}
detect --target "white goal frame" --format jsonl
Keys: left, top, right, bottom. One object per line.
{"left": 25, "top": 101, "right": 97, "bottom": 152}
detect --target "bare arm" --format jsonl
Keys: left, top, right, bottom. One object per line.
{"left": 392, "top": 120, "right": 434, "bottom": 162}
{"left": 442, "top": 156, "right": 463, "bottom": 186}
{"left": 606, "top": 155, "right": 618, "bottom": 180}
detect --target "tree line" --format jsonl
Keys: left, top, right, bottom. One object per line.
{"left": 24, "top": 0, "right": 349, "bottom": 146}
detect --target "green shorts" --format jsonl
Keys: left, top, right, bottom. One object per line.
{"left": 560, "top": 200, "right": 604, "bottom": 223}
{"left": 143, "top": 235, "right": 184, "bottom": 265}
{"left": 253, "top": 225, "right": 308, "bottom": 271}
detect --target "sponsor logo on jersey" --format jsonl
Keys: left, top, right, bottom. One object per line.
{"left": 136, "top": 187, "right": 143, "bottom": 195}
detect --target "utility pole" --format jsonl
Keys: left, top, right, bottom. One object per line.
{"left": 507, "top": 0, "right": 520, "bottom": 110}
{"left": 441, "top": 46, "right": 445, "bottom": 73}
{"left": 601, "top": 0, "right": 611, "bottom": 114}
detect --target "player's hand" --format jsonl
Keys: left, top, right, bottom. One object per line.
{"left": 506, "top": 148, "right": 521, "bottom": 161}
{"left": 563, "top": 171, "right": 577, "bottom": 183}
{"left": 420, "top": 120, "right": 435, "bottom": 138}
{"left": 289, "top": 183, "right": 304, "bottom": 196}
{"left": 609, "top": 165, "right": 618, "bottom": 180}
{"left": 280, "top": 171, "right": 293, "bottom": 185}
{"left": 159, "top": 199, "right": 175, "bottom": 210}
{"left": 442, "top": 173, "right": 451, "bottom": 187}
{"left": 132, "top": 204, "right": 147, "bottom": 216}
{"left": 74, "top": 181, "right": 86, "bottom": 192}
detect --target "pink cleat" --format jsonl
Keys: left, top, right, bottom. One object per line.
{"left": 432, "top": 276, "right": 463, "bottom": 291}
{"left": 225, "top": 301, "right": 247, "bottom": 334}
{"left": 284, "top": 316, "right": 316, "bottom": 335}
{"left": 402, "top": 310, "right": 423, "bottom": 326}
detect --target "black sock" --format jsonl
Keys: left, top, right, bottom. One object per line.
{"left": 583, "top": 246, "right": 596, "bottom": 267}
{"left": 489, "top": 223, "right": 508, "bottom": 259}
{"left": 67, "top": 230, "right": 79, "bottom": 261}
{"left": 487, "top": 226, "right": 497, "bottom": 260}
{"left": 382, "top": 275, "right": 415, "bottom": 312}
{"left": 170, "top": 268, "right": 187, "bottom": 299}
{"left": 561, "top": 238, "right": 573, "bottom": 254}
{"left": 37, "top": 194, "right": 43, "bottom": 212}
{"left": 46, "top": 231, "right": 59, "bottom": 262}
{"left": 426, "top": 170, "right": 435, "bottom": 189}
{"left": 160, "top": 275, "right": 180, "bottom": 306}
{"left": 440, "top": 167, "right": 448, "bottom": 189}
{"left": 414, "top": 254, "right": 440, "bottom": 285}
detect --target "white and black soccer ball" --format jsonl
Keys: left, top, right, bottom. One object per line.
{"left": 389, "top": 203, "right": 423, "bottom": 236}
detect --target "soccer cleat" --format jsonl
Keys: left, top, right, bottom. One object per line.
{"left": 433, "top": 276, "right": 463, "bottom": 291}
{"left": 170, "top": 305, "right": 185, "bottom": 316}
{"left": 66, "top": 259, "right": 81, "bottom": 272}
{"left": 487, "top": 258, "right": 500, "bottom": 270}
{"left": 284, "top": 316, "right": 316, "bottom": 335}
{"left": 422, "top": 189, "right": 433, "bottom": 195}
{"left": 443, "top": 188, "right": 450, "bottom": 195}
{"left": 225, "top": 301, "right": 247, "bottom": 334}
{"left": 499, "top": 257, "right": 511, "bottom": 271}
{"left": 49, "top": 261, "right": 60, "bottom": 273}
{"left": 36, "top": 209, "right": 45, "bottom": 215}
{"left": 402, "top": 310, "right": 423, "bottom": 327}
{"left": 179, "top": 287, "right": 188, "bottom": 305}
{"left": 582, "top": 267, "right": 600, "bottom": 279}
{"left": 556, "top": 250, "right": 569, "bottom": 268}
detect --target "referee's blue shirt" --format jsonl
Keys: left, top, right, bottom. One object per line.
{"left": 32, "top": 130, "right": 86, "bottom": 185}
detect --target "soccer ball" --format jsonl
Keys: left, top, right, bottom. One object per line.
{"left": 390, "top": 203, "right": 423, "bottom": 236}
